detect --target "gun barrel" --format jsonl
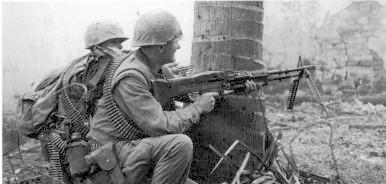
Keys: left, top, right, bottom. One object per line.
{"left": 267, "top": 65, "right": 316, "bottom": 75}
{"left": 267, "top": 73, "right": 300, "bottom": 82}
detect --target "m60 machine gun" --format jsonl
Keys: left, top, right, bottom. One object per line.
{"left": 153, "top": 56, "right": 329, "bottom": 116}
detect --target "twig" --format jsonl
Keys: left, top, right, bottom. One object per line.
{"left": 7, "top": 156, "right": 17, "bottom": 183}
{"left": 208, "top": 144, "right": 240, "bottom": 169}
{"left": 231, "top": 152, "right": 250, "bottom": 184}
{"left": 286, "top": 121, "right": 346, "bottom": 183}
{"left": 210, "top": 140, "right": 240, "bottom": 175}
{"left": 321, "top": 122, "right": 341, "bottom": 180}
{"left": 288, "top": 128, "right": 304, "bottom": 162}
{"left": 17, "top": 135, "right": 25, "bottom": 165}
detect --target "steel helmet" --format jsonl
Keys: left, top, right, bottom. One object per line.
{"left": 131, "top": 10, "right": 183, "bottom": 47}
{"left": 84, "top": 21, "right": 128, "bottom": 49}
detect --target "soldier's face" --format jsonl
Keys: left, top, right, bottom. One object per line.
{"left": 160, "top": 42, "right": 180, "bottom": 65}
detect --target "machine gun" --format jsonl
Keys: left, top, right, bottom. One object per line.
{"left": 153, "top": 57, "right": 329, "bottom": 116}
{"left": 154, "top": 66, "right": 314, "bottom": 101}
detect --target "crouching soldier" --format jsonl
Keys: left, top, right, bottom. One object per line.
{"left": 84, "top": 10, "right": 218, "bottom": 184}
{"left": 18, "top": 20, "right": 130, "bottom": 184}
{"left": 85, "top": 10, "right": 259, "bottom": 184}
{"left": 61, "top": 20, "right": 133, "bottom": 184}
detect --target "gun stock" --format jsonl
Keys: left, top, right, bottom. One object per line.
{"left": 152, "top": 71, "right": 225, "bottom": 105}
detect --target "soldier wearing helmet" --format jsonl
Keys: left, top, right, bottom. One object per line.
{"left": 84, "top": 11, "right": 214, "bottom": 184}
{"left": 44, "top": 20, "right": 129, "bottom": 141}
{"left": 31, "top": 20, "right": 129, "bottom": 183}
{"left": 62, "top": 20, "right": 129, "bottom": 118}
{"left": 86, "top": 10, "right": 257, "bottom": 184}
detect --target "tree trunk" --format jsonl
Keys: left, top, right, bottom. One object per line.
{"left": 192, "top": 1, "right": 265, "bottom": 72}
{"left": 189, "top": 1, "right": 267, "bottom": 183}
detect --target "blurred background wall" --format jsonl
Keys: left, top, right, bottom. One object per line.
{"left": 3, "top": 0, "right": 386, "bottom": 112}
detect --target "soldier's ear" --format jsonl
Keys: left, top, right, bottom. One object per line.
{"left": 158, "top": 45, "right": 165, "bottom": 53}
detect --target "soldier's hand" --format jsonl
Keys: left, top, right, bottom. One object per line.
{"left": 166, "top": 63, "right": 180, "bottom": 75}
{"left": 244, "top": 80, "right": 260, "bottom": 92}
{"left": 162, "top": 63, "right": 180, "bottom": 79}
{"left": 193, "top": 92, "right": 219, "bottom": 113}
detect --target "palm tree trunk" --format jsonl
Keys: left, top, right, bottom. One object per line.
{"left": 192, "top": 1, "right": 265, "bottom": 71}
{"left": 189, "top": 1, "right": 267, "bottom": 183}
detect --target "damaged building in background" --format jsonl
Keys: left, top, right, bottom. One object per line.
{"left": 315, "top": 1, "right": 386, "bottom": 95}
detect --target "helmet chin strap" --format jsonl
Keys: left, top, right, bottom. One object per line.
{"left": 90, "top": 45, "right": 107, "bottom": 56}
{"left": 138, "top": 48, "right": 165, "bottom": 78}
{"left": 90, "top": 45, "right": 120, "bottom": 58}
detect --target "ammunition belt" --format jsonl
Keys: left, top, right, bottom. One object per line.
{"left": 102, "top": 50, "right": 147, "bottom": 141}
{"left": 89, "top": 139, "right": 102, "bottom": 152}
{"left": 48, "top": 132, "right": 66, "bottom": 154}
{"left": 61, "top": 55, "right": 90, "bottom": 138}
{"left": 47, "top": 132, "right": 66, "bottom": 184}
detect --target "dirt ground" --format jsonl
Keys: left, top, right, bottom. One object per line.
{"left": 2, "top": 94, "right": 386, "bottom": 184}
{"left": 266, "top": 95, "right": 386, "bottom": 184}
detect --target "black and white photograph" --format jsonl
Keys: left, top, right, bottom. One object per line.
{"left": 2, "top": 1, "right": 386, "bottom": 184}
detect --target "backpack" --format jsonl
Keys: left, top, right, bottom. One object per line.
{"left": 15, "top": 53, "right": 90, "bottom": 139}
{"left": 15, "top": 49, "right": 130, "bottom": 140}
{"left": 16, "top": 67, "right": 64, "bottom": 139}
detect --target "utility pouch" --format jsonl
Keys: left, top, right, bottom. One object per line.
{"left": 85, "top": 142, "right": 125, "bottom": 184}
{"left": 38, "top": 133, "right": 50, "bottom": 161}
{"left": 66, "top": 139, "right": 90, "bottom": 176}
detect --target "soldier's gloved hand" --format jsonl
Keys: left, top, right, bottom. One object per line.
{"left": 244, "top": 80, "right": 260, "bottom": 92}
{"left": 193, "top": 92, "right": 219, "bottom": 113}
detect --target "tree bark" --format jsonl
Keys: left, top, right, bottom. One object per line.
{"left": 188, "top": 1, "right": 267, "bottom": 183}
{"left": 192, "top": 1, "right": 265, "bottom": 72}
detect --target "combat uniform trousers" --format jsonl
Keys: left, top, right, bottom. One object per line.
{"left": 115, "top": 134, "right": 195, "bottom": 184}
